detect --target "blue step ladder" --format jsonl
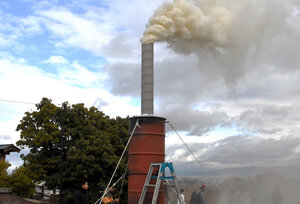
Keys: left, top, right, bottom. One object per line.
{"left": 138, "top": 162, "right": 184, "bottom": 204}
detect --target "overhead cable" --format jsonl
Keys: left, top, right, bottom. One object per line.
{"left": 95, "top": 119, "right": 140, "bottom": 204}
{"left": 0, "top": 98, "right": 37, "bottom": 105}
{"left": 166, "top": 121, "right": 226, "bottom": 197}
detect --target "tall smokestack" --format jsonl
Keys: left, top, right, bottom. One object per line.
{"left": 141, "top": 43, "right": 154, "bottom": 115}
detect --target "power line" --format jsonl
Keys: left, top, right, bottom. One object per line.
{"left": 166, "top": 121, "right": 226, "bottom": 198}
{"left": 0, "top": 98, "right": 61, "bottom": 106}
{"left": 95, "top": 119, "right": 140, "bottom": 204}
{"left": 0, "top": 98, "right": 37, "bottom": 105}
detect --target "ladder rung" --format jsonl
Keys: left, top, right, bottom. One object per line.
{"left": 145, "top": 184, "right": 156, "bottom": 187}
{"left": 160, "top": 176, "right": 174, "bottom": 179}
{"left": 163, "top": 183, "right": 175, "bottom": 186}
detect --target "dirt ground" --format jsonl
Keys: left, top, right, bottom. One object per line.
{"left": 0, "top": 193, "right": 48, "bottom": 204}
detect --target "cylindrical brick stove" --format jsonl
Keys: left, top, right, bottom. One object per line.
{"left": 128, "top": 116, "right": 166, "bottom": 204}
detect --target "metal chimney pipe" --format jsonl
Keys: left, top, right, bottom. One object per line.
{"left": 141, "top": 43, "right": 154, "bottom": 115}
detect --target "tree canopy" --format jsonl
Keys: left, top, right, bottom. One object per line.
{"left": 0, "top": 160, "right": 11, "bottom": 187}
{"left": 16, "top": 98, "right": 129, "bottom": 203}
{"left": 0, "top": 160, "right": 35, "bottom": 197}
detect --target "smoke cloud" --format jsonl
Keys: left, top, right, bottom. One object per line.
{"left": 141, "top": 0, "right": 232, "bottom": 47}
{"left": 141, "top": 0, "right": 291, "bottom": 50}
{"left": 216, "top": 172, "right": 300, "bottom": 204}
{"left": 141, "top": 0, "right": 297, "bottom": 84}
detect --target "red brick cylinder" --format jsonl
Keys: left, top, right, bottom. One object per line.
{"left": 128, "top": 116, "right": 166, "bottom": 204}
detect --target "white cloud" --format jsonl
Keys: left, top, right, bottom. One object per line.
{"left": 36, "top": 7, "right": 113, "bottom": 55}
{"left": 17, "top": 0, "right": 165, "bottom": 60}
{"left": 0, "top": 35, "right": 11, "bottom": 46}
{"left": 21, "top": 16, "right": 43, "bottom": 34}
{"left": 0, "top": 57, "right": 139, "bottom": 142}
{"left": 43, "top": 55, "right": 69, "bottom": 64}
{"left": 56, "top": 60, "right": 106, "bottom": 88}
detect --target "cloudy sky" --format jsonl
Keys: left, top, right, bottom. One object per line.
{"left": 1, "top": 0, "right": 300, "bottom": 177}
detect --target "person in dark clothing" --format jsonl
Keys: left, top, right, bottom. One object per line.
{"left": 190, "top": 184, "right": 207, "bottom": 204}
{"left": 99, "top": 185, "right": 106, "bottom": 200}
{"left": 190, "top": 191, "right": 201, "bottom": 204}
{"left": 73, "top": 180, "right": 89, "bottom": 204}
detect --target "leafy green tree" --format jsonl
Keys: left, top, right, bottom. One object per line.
{"left": 0, "top": 160, "right": 11, "bottom": 187}
{"left": 16, "top": 98, "right": 129, "bottom": 203}
{"left": 9, "top": 166, "right": 35, "bottom": 197}
{"left": 0, "top": 161, "right": 35, "bottom": 197}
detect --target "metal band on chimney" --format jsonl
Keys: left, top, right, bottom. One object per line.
{"left": 141, "top": 43, "right": 154, "bottom": 115}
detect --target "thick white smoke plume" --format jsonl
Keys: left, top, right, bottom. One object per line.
{"left": 141, "top": 0, "right": 232, "bottom": 47}
{"left": 141, "top": 0, "right": 299, "bottom": 84}
{"left": 141, "top": 0, "right": 293, "bottom": 49}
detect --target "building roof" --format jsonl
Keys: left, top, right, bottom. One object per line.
{"left": 0, "top": 144, "right": 20, "bottom": 154}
